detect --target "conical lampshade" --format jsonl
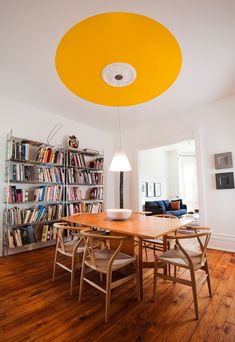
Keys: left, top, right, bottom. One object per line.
{"left": 109, "top": 149, "right": 132, "bottom": 172}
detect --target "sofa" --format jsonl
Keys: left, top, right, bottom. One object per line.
{"left": 145, "top": 199, "right": 187, "bottom": 217}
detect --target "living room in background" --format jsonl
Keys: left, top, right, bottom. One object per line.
{"left": 138, "top": 139, "right": 198, "bottom": 213}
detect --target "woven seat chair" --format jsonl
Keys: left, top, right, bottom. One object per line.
{"left": 153, "top": 226, "right": 212, "bottom": 319}
{"left": 143, "top": 214, "right": 178, "bottom": 258}
{"left": 52, "top": 222, "right": 87, "bottom": 295}
{"left": 79, "top": 229, "right": 140, "bottom": 323}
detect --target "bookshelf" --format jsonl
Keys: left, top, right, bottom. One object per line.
{"left": 3, "top": 132, "right": 104, "bottom": 255}
{"left": 65, "top": 148, "right": 104, "bottom": 216}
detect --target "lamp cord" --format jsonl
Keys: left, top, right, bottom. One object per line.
{"left": 117, "top": 106, "right": 122, "bottom": 150}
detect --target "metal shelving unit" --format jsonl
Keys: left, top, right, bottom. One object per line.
{"left": 3, "top": 131, "right": 66, "bottom": 255}
{"left": 64, "top": 146, "right": 104, "bottom": 217}
{"left": 2, "top": 131, "right": 104, "bottom": 255}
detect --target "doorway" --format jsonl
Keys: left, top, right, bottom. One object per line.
{"left": 138, "top": 139, "right": 199, "bottom": 213}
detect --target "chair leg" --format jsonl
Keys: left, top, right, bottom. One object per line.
{"left": 134, "top": 258, "right": 141, "bottom": 301}
{"left": 105, "top": 271, "right": 112, "bottom": 323}
{"left": 172, "top": 265, "right": 177, "bottom": 283}
{"left": 152, "top": 257, "right": 158, "bottom": 302}
{"left": 79, "top": 262, "right": 86, "bottom": 301}
{"left": 204, "top": 260, "right": 212, "bottom": 297}
{"left": 144, "top": 242, "right": 148, "bottom": 260}
{"left": 70, "top": 253, "right": 77, "bottom": 296}
{"left": 190, "top": 268, "right": 199, "bottom": 320}
{"left": 52, "top": 248, "right": 58, "bottom": 281}
{"left": 168, "top": 264, "right": 171, "bottom": 277}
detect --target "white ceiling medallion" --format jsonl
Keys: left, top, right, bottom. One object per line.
{"left": 102, "top": 62, "right": 137, "bottom": 87}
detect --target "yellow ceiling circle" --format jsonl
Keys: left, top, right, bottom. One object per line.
{"left": 55, "top": 12, "right": 182, "bottom": 106}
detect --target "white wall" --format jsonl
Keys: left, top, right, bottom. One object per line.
{"left": 138, "top": 148, "right": 169, "bottom": 209}
{"left": 0, "top": 97, "right": 115, "bottom": 255}
{"left": 125, "top": 95, "right": 235, "bottom": 252}
{"left": 167, "top": 150, "right": 180, "bottom": 198}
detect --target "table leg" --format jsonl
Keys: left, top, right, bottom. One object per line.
{"left": 138, "top": 237, "right": 143, "bottom": 300}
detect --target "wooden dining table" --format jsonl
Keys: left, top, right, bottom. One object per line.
{"left": 63, "top": 212, "right": 193, "bottom": 299}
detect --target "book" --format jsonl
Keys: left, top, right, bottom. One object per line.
{"left": 27, "top": 226, "right": 36, "bottom": 243}
{"left": 7, "top": 230, "right": 15, "bottom": 248}
{"left": 41, "top": 225, "right": 48, "bottom": 242}
{"left": 20, "top": 228, "right": 31, "bottom": 245}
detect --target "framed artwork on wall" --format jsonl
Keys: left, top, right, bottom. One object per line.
{"left": 215, "top": 172, "right": 234, "bottom": 189}
{"left": 155, "top": 182, "right": 161, "bottom": 197}
{"left": 147, "top": 182, "right": 155, "bottom": 197}
{"left": 214, "top": 152, "right": 233, "bottom": 169}
{"left": 141, "top": 182, "right": 147, "bottom": 197}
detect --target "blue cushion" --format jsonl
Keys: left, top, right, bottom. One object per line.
{"left": 179, "top": 209, "right": 187, "bottom": 215}
{"left": 166, "top": 209, "right": 187, "bottom": 217}
{"left": 163, "top": 200, "right": 170, "bottom": 210}
{"left": 156, "top": 201, "right": 166, "bottom": 210}
{"left": 166, "top": 210, "right": 182, "bottom": 217}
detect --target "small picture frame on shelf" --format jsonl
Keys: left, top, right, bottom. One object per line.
{"left": 215, "top": 172, "right": 234, "bottom": 189}
{"left": 141, "top": 182, "right": 147, "bottom": 197}
{"left": 155, "top": 182, "right": 161, "bottom": 197}
{"left": 147, "top": 182, "right": 155, "bottom": 197}
{"left": 214, "top": 152, "right": 233, "bottom": 169}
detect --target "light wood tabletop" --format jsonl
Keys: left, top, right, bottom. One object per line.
{"left": 63, "top": 212, "right": 192, "bottom": 239}
{"left": 63, "top": 212, "right": 193, "bottom": 299}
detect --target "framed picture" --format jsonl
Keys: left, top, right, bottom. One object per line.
{"left": 214, "top": 152, "right": 233, "bottom": 169}
{"left": 215, "top": 172, "right": 234, "bottom": 189}
{"left": 147, "top": 182, "right": 155, "bottom": 197}
{"left": 155, "top": 182, "right": 161, "bottom": 197}
{"left": 141, "top": 182, "right": 147, "bottom": 197}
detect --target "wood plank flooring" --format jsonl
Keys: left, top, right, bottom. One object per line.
{"left": 0, "top": 247, "right": 235, "bottom": 342}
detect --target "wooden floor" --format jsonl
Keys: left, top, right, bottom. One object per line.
{"left": 0, "top": 247, "right": 235, "bottom": 342}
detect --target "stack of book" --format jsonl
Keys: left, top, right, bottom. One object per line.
{"left": 7, "top": 224, "right": 57, "bottom": 248}
{"left": 85, "top": 202, "right": 103, "bottom": 213}
{"left": 67, "top": 169, "right": 104, "bottom": 185}
{"left": 36, "top": 147, "right": 64, "bottom": 165}
{"left": 91, "top": 172, "right": 104, "bottom": 185}
{"left": 65, "top": 201, "right": 103, "bottom": 216}
{"left": 66, "top": 186, "right": 82, "bottom": 201}
{"left": 66, "top": 202, "right": 83, "bottom": 216}
{"left": 7, "top": 186, "right": 29, "bottom": 203}
{"left": 11, "top": 164, "right": 65, "bottom": 183}
{"left": 32, "top": 185, "right": 63, "bottom": 202}
{"left": 89, "top": 187, "right": 104, "bottom": 200}
{"left": 9, "top": 140, "right": 30, "bottom": 161}
{"left": 5, "top": 204, "right": 63, "bottom": 225}
{"left": 7, "top": 185, "right": 63, "bottom": 203}
{"left": 89, "top": 157, "right": 104, "bottom": 170}
{"left": 68, "top": 151, "right": 86, "bottom": 168}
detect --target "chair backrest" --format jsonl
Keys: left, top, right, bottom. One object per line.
{"left": 154, "top": 214, "right": 178, "bottom": 219}
{"left": 80, "top": 229, "right": 129, "bottom": 270}
{"left": 172, "top": 227, "right": 211, "bottom": 266}
{"left": 134, "top": 211, "right": 152, "bottom": 215}
{"left": 53, "top": 222, "right": 86, "bottom": 252}
{"left": 53, "top": 222, "right": 67, "bottom": 252}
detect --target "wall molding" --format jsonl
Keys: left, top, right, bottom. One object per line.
{"left": 209, "top": 233, "right": 235, "bottom": 252}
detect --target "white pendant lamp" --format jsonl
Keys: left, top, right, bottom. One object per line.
{"left": 109, "top": 149, "right": 132, "bottom": 172}
{"left": 102, "top": 62, "right": 134, "bottom": 207}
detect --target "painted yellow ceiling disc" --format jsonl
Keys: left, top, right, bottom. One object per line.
{"left": 55, "top": 12, "right": 182, "bottom": 106}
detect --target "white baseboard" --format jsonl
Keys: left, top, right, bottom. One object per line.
{"left": 209, "top": 233, "right": 235, "bottom": 252}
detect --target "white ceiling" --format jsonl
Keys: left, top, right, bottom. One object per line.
{"left": 1, "top": 0, "right": 235, "bottom": 133}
